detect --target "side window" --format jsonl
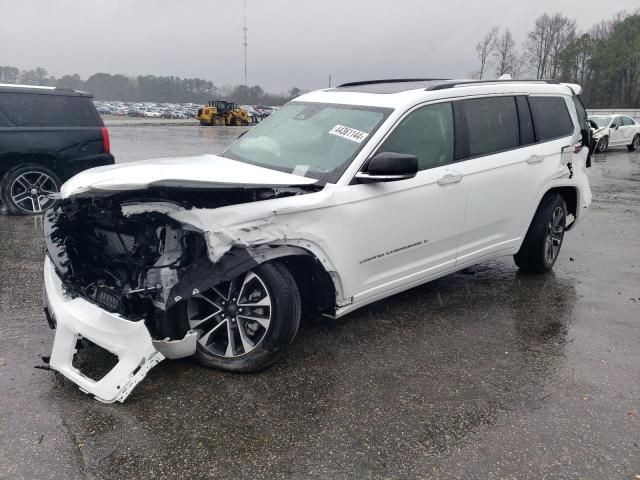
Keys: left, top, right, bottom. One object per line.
{"left": 0, "top": 109, "right": 9, "bottom": 127}
{"left": 622, "top": 116, "right": 635, "bottom": 126}
{"left": 462, "top": 96, "right": 519, "bottom": 157}
{"left": 0, "top": 93, "right": 99, "bottom": 127}
{"left": 378, "top": 102, "right": 454, "bottom": 171}
{"left": 529, "top": 96, "right": 574, "bottom": 141}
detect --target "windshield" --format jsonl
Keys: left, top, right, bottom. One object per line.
{"left": 223, "top": 102, "right": 391, "bottom": 184}
{"left": 589, "top": 116, "right": 612, "bottom": 128}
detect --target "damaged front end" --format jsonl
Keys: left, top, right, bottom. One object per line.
{"left": 43, "top": 185, "right": 316, "bottom": 402}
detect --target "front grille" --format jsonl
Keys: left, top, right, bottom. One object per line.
{"left": 95, "top": 285, "right": 122, "bottom": 311}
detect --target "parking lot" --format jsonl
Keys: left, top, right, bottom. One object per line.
{"left": 1, "top": 125, "right": 639, "bottom": 479}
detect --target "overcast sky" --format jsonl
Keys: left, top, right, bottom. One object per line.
{"left": 1, "top": 0, "right": 638, "bottom": 92}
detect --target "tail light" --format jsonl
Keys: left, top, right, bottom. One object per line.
{"left": 101, "top": 127, "right": 111, "bottom": 154}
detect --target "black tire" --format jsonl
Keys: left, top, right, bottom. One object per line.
{"left": 597, "top": 135, "right": 608, "bottom": 153}
{"left": 190, "top": 261, "right": 301, "bottom": 372}
{"left": 514, "top": 193, "right": 567, "bottom": 273}
{"left": 628, "top": 134, "right": 640, "bottom": 152}
{"left": 1, "top": 164, "right": 61, "bottom": 215}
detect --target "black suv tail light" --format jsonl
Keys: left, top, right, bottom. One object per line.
{"left": 101, "top": 127, "right": 110, "bottom": 154}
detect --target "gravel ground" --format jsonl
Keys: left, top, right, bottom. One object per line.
{"left": 0, "top": 127, "right": 638, "bottom": 479}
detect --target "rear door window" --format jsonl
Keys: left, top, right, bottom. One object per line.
{"left": 460, "top": 96, "right": 519, "bottom": 158}
{"left": 528, "top": 96, "right": 574, "bottom": 141}
{"left": 622, "top": 116, "right": 635, "bottom": 126}
{"left": 0, "top": 92, "right": 99, "bottom": 127}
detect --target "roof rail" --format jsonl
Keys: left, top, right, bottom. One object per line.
{"left": 427, "top": 79, "right": 560, "bottom": 91}
{"left": 338, "top": 78, "right": 449, "bottom": 88}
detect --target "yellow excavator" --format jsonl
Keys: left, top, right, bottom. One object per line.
{"left": 197, "top": 100, "right": 251, "bottom": 126}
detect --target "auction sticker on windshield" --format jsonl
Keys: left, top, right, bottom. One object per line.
{"left": 329, "top": 125, "right": 369, "bottom": 143}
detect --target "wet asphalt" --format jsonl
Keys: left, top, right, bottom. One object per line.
{"left": 0, "top": 125, "right": 639, "bottom": 479}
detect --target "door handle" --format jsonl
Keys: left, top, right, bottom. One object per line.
{"left": 437, "top": 173, "right": 463, "bottom": 185}
{"left": 526, "top": 154, "right": 545, "bottom": 164}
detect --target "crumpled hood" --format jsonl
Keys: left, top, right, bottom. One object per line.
{"left": 60, "top": 154, "right": 318, "bottom": 199}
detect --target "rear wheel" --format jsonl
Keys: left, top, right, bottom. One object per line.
{"left": 514, "top": 193, "right": 567, "bottom": 273}
{"left": 628, "top": 134, "right": 639, "bottom": 152}
{"left": 597, "top": 136, "right": 609, "bottom": 153}
{"left": 187, "top": 262, "right": 301, "bottom": 372}
{"left": 1, "top": 164, "right": 60, "bottom": 215}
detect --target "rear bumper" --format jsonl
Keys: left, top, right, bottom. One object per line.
{"left": 63, "top": 153, "right": 115, "bottom": 180}
{"left": 44, "top": 257, "right": 164, "bottom": 403}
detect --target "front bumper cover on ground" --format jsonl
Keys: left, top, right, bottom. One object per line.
{"left": 44, "top": 257, "right": 164, "bottom": 403}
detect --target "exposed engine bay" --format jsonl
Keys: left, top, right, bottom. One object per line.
{"left": 44, "top": 186, "right": 316, "bottom": 341}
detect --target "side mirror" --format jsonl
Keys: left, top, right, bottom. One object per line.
{"left": 355, "top": 152, "right": 418, "bottom": 184}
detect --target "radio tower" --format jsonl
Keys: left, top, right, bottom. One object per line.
{"left": 243, "top": 0, "right": 248, "bottom": 86}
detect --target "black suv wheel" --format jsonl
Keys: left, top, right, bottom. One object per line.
{"left": 1, "top": 165, "right": 61, "bottom": 215}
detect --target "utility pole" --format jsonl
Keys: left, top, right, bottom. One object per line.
{"left": 243, "top": 0, "right": 248, "bottom": 86}
{"left": 329, "top": 74, "right": 332, "bottom": 88}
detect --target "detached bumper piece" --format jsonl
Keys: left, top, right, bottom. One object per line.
{"left": 44, "top": 257, "right": 165, "bottom": 403}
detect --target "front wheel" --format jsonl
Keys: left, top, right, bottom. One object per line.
{"left": 597, "top": 136, "right": 609, "bottom": 153}
{"left": 187, "top": 262, "right": 301, "bottom": 372}
{"left": 514, "top": 193, "right": 567, "bottom": 273}
{"left": 628, "top": 134, "right": 639, "bottom": 152}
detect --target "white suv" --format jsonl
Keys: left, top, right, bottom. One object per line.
{"left": 43, "top": 79, "right": 593, "bottom": 402}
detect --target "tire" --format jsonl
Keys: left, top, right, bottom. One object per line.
{"left": 597, "top": 135, "right": 608, "bottom": 153}
{"left": 628, "top": 134, "right": 640, "bottom": 152}
{"left": 188, "top": 261, "right": 301, "bottom": 372}
{"left": 514, "top": 193, "right": 567, "bottom": 273}
{"left": 211, "top": 116, "right": 223, "bottom": 126}
{"left": 1, "top": 164, "right": 61, "bottom": 215}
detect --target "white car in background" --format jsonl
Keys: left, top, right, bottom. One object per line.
{"left": 588, "top": 114, "right": 640, "bottom": 153}
{"left": 43, "top": 78, "right": 593, "bottom": 402}
{"left": 143, "top": 109, "right": 162, "bottom": 118}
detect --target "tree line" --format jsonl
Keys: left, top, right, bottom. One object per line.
{"left": 474, "top": 10, "right": 640, "bottom": 107}
{"left": 0, "top": 66, "right": 302, "bottom": 105}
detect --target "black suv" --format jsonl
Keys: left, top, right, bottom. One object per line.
{"left": 0, "top": 84, "right": 114, "bottom": 215}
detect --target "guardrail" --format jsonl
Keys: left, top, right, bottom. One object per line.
{"left": 587, "top": 109, "right": 640, "bottom": 121}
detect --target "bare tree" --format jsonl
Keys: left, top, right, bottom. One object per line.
{"left": 511, "top": 54, "right": 526, "bottom": 79}
{"left": 493, "top": 29, "right": 517, "bottom": 76}
{"left": 547, "top": 14, "right": 577, "bottom": 78}
{"left": 475, "top": 26, "right": 499, "bottom": 79}
{"left": 525, "top": 14, "right": 553, "bottom": 78}
{"left": 525, "top": 13, "right": 577, "bottom": 79}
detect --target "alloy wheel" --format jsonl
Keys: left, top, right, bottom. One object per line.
{"left": 9, "top": 171, "right": 58, "bottom": 213}
{"left": 187, "top": 271, "right": 272, "bottom": 358}
{"left": 598, "top": 137, "right": 608, "bottom": 153}
{"left": 544, "top": 206, "right": 565, "bottom": 265}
